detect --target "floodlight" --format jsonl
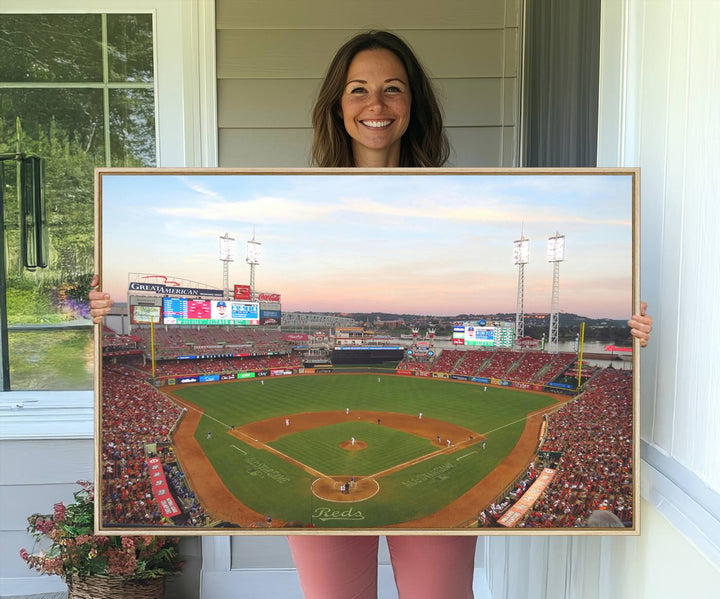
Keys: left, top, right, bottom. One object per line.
{"left": 547, "top": 234, "right": 565, "bottom": 262}
{"left": 247, "top": 240, "right": 262, "bottom": 265}
{"left": 513, "top": 238, "right": 529, "bottom": 264}
{"left": 219, "top": 234, "right": 235, "bottom": 261}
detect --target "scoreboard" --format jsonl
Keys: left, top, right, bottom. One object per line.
{"left": 162, "top": 297, "right": 260, "bottom": 325}
{"left": 453, "top": 321, "right": 514, "bottom": 348}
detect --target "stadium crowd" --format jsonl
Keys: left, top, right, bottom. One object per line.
{"left": 134, "top": 354, "right": 304, "bottom": 378}
{"left": 101, "top": 362, "right": 208, "bottom": 527}
{"left": 133, "top": 327, "right": 294, "bottom": 359}
{"left": 538, "top": 353, "right": 577, "bottom": 383}
{"left": 477, "top": 367, "right": 633, "bottom": 528}
{"left": 510, "top": 352, "right": 559, "bottom": 382}
{"left": 398, "top": 348, "right": 579, "bottom": 385}
{"left": 429, "top": 349, "right": 465, "bottom": 373}
{"left": 523, "top": 367, "right": 633, "bottom": 527}
{"left": 452, "top": 349, "right": 493, "bottom": 376}
{"left": 475, "top": 350, "right": 518, "bottom": 379}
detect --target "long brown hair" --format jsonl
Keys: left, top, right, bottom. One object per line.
{"left": 311, "top": 31, "right": 449, "bottom": 168}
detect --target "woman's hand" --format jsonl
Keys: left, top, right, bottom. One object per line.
{"left": 628, "top": 301, "right": 653, "bottom": 348}
{"left": 89, "top": 274, "right": 113, "bottom": 325}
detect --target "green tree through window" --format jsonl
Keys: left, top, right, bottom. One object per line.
{"left": 0, "top": 13, "right": 156, "bottom": 389}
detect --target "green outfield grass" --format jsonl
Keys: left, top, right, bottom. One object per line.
{"left": 174, "top": 374, "right": 558, "bottom": 527}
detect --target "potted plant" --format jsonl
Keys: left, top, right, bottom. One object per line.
{"left": 20, "top": 480, "right": 182, "bottom": 599}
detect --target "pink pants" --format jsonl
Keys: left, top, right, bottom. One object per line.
{"left": 287, "top": 535, "right": 476, "bottom": 599}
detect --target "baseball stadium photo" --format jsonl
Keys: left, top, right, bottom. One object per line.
{"left": 96, "top": 168, "right": 638, "bottom": 534}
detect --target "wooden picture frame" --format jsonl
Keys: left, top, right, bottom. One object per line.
{"left": 95, "top": 167, "right": 640, "bottom": 536}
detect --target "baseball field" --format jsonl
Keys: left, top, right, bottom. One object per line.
{"left": 168, "top": 373, "right": 561, "bottom": 529}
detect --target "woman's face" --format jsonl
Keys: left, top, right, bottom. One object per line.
{"left": 340, "top": 48, "right": 411, "bottom": 167}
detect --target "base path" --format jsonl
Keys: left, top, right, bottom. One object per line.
{"left": 171, "top": 398, "right": 277, "bottom": 527}
{"left": 238, "top": 410, "right": 480, "bottom": 446}
{"left": 388, "top": 412, "right": 544, "bottom": 528}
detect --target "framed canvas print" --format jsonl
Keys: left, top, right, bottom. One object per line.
{"left": 95, "top": 168, "right": 639, "bottom": 535}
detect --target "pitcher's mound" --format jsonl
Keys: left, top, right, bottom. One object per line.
{"left": 339, "top": 440, "right": 367, "bottom": 451}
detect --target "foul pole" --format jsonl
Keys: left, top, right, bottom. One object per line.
{"left": 576, "top": 321, "right": 585, "bottom": 391}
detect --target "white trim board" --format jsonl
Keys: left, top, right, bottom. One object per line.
{"left": 641, "top": 445, "right": 720, "bottom": 568}
{"left": 0, "top": 392, "right": 93, "bottom": 440}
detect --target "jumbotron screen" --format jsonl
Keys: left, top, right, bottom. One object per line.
{"left": 452, "top": 321, "right": 515, "bottom": 348}
{"left": 162, "top": 297, "right": 260, "bottom": 325}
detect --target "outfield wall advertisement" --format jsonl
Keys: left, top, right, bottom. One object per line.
{"left": 158, "top": 369, "right": 301, "bottom": 385}
{"left": 395, "top": 372, "right": 563, "bottom": 396}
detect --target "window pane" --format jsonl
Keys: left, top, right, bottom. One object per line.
{"left": 0, "top": 14, "right": 103, "bottom": 82}
{"left": 2, "top": 85, "right": 99, "bottom": 390}
{"left": 0, "top": 89, "right": 106, "bottom": 164}
{"left": 1, "top": 89, "right": 103, "bottom": 280}
{"left": 8, "top": 329, "right": 93, "bottom": 390}
{"left": 109, "top": 89, "right": 157, "bottom": 166}
{"left": 107, "top": 14, "right": 155, "bottom": 83}
{"left": 1, "top": 13, "right": 157, "bottom": 391}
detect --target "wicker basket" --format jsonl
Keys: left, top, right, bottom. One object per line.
{"left": 67, "top": 575, "right": 165, "bottom": 599}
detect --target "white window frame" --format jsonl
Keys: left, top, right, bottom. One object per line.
{"left": 0, "top": 0, "right": 217, "bottom": 436}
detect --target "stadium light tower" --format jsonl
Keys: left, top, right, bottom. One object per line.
{"left": 546, "top": 232, "right": 566, "bottom": 350}
{"left": 246, "top": 228, "right": 262, "bottom": 300}
{"left": 219, "top": 233, "right": 235, "bottom": 298}
{"left": 513, "top": 234, "right": 529, "bottom": 342}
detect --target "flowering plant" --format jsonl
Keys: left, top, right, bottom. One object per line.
{"left": 20, "top": 481, "right": 182, "bottom": 583}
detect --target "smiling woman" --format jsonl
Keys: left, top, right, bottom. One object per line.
{"left": 339, "top": 49, "right": 412, "bottom": 167}
{"left": 311, "top": 30, "right": 448, "bottom": 168}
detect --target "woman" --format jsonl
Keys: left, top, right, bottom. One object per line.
{"left": 90, "top": 31, "right": 653, "bottom": 599}
{"left": 310, "top": 30, "right": 448, "bottom": 169}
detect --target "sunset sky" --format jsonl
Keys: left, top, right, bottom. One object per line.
{"left": 100, "top": 171, "right": 635, "bottom": 319}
